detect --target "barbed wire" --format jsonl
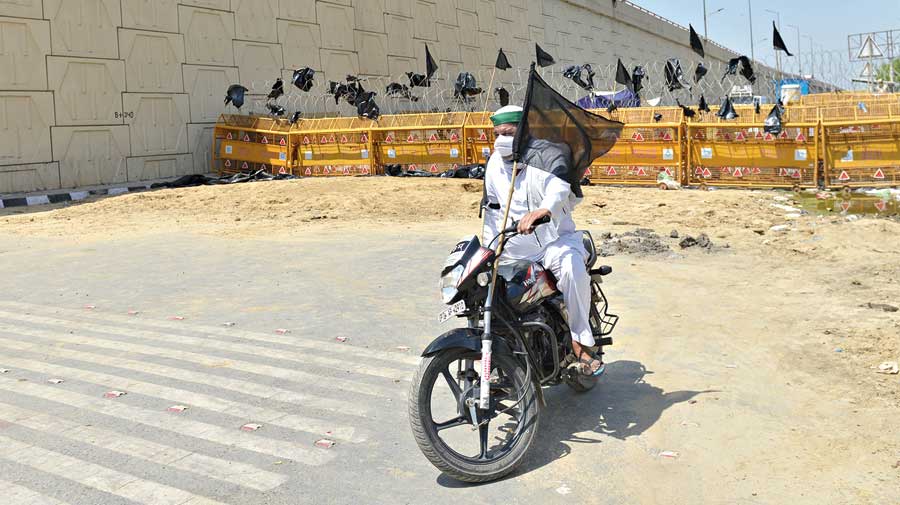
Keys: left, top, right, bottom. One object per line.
{"left": 232, "top": 56, "right": 893, "bottom": 119}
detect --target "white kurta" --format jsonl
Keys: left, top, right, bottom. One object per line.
{"left": 483, "top": 154, "right": 595, "bottom": 346}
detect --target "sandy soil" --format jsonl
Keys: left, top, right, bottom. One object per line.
{"left": 2, "top": 177, "right": 898, "bottom": 502}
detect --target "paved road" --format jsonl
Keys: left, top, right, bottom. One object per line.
{"left": 0, "top": 228, "right": 698, "bottom": 504}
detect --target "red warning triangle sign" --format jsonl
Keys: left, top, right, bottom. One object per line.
{"left": 428, "top": 133, "right": 438, "bottom": 142}
{"left": 695, "top": 167, "right": 703, "bottom": 176}
{"left": 409, "top": 164, "right": 418, "bottom": 171}
{"left": 302, "top": 136, "right": 310, "bottom": 145}
{"left": 279, "top": 137, "right": 286, "bottom": 146}
{"left": 343, "top": 167, "right": 350, "bottom": 175}
{"left": 796, "top": 132, "right": 807, "bottom": 142}
{"left": 838, "top": 170, "right": 851, "bottom": 181}
{"left": 635, "top": 167, "right": 648, "bottom": 176}
{"left": 751, "top": 167, "right": 761, "bottom": 175}
{"left": 734, "top": 131, "right": 747, "bottom": 141}
{"left": 479, "top": 131, "right": 488, "bottom": 141}
{"left": 224, "top": 159, "right": 231, "bottom": 167}
{"left": 278, "top": 166, "right": 287, "bottom": 175}
{"left": 241, "top": 161, "right": 249, "bottom": 170}
{"left": 360, "top": 134, "right": 368, "bottom": 143}
{"left": 694, "top": 132, "right": 705, "bottom": 140}
{"left": 585, "top": 168, "right": 592, "bottom": 177}
{"left": 791, "top": 169, "right": 801, "bottom": 179}
{"left": 226, "top": 132, "right": 233, "bottom": 140}
{"left": 779, "top": 130, "right": 789, "bottom": 139}
{"left": 261, "top": 136, "right": 269, "bottom": 144}
{"left": 661, "top": 132, "right": 673, "bottom": 141}
{"left": 243, "top": 134, "right": 251, "bottom": 142}
{"left": 607, "top": 167, "right": 618, "bottom": 176}
{"left": 755, "top": 130, "right": 764, "bottom": 139}
{"left": 429, "top": 164, "right": 438, "bottom": 173}
{"left": 321, "top": 135, "right": 329, "bottom": 144}
{"left": 406, "top": 134, "right": 415, "bottom": 143}
{"left": 362, "top": 166, "right": 370, "bottom": 175}
{"left": 450, "top": 132, "right": 459, "bottom": 142}
{"left": 329, "top": 134, "right": 336, "bottom": 143}
{"left": 841, "top": 200, "right": 851, "bottom": 212}
{"left": 873, "top": 168, "right": 886, "bottom": 179}
{"left": 732, "top": 167, "right": 743, "bottom": 177}
{"left": 385, "top": 133, "right": 394, "bottom": 143}
{"left": 874, "top": 200, "right": 887, "bottom": 212}
{"left": 631, "top": 132, "right": 645, "bottom": 142}
{"left": 702, "top": 168, "right": 712, "bottom": 177}
{"left": 723, "top": 133, "right": 732, "bottom": 141}
{"left": 764, "top": 133, "right": 775, "bottom": 141}
{"left": 304, "top": 168, "right": 312, "bottom": 176}
{"left": 260, "top": 164, "right": 268, "bottom": 171}
{"left": 340, "top": 135, "right": 349, "bottom": 144}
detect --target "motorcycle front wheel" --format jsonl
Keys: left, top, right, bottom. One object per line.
{"left": 408, "top": 347, "right": 539, "bottom": 483}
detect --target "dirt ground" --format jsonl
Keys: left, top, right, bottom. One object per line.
{"left": 2, "top": 178, "right": 898, "bottom": 503}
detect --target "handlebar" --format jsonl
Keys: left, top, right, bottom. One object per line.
{"left": 501, "top": 214, "right": 551, "bottom": 234}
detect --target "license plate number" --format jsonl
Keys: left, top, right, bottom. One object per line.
{"left": 438, "top": 300, "right": 466, "bottom": 323}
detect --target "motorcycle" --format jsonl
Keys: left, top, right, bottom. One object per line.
{"left": 408, "top": 216, "right": 619, "bottom": 482}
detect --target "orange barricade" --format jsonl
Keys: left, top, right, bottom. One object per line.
{"left": 371, "top": 113, "right": 468, "bottom": 175}
{"left": 295, "top": 117, "right": 377, "bottom": 177}
{"left": 586, "top": 107, "right": 684, "bottom": 187}
{"left": 685, "top": 105, "right": 819, "bottom": 189}
{"left": 463, "top": 111, "right": 495, "bottom": 166}
{"left": 214, "top": 115, "right": 299, "bottom": 176}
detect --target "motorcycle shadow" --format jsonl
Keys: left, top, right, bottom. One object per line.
{"left": 437, "top": 359, "right": 712, "bottom": 487}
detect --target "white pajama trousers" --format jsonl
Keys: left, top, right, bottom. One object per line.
{"left": 537, "top": 233, "right": 595, "bottom": 347}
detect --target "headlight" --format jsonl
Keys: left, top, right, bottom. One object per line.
{"left": 440, "top": 265, "right": 465, "bottom": 304}
{"left": 477, "top": 272, "right": 491, "bottom": 287}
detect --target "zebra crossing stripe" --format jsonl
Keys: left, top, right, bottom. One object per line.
{"left": 0, "top": 435, "right": 229, "bottom": 505}
{"left": 0, "top": 351, "right": 363, "bottom": 443}
{"left": 0, "top": 479, "right": 70, "bottom": 505}
{"left": 0, "top": 308, "right": 411, "bottom": 382}
{"left": 0, "top": 377, "right": 335, "bottom": 465}
{"left": 0, "top": 402, "right": 288, "bottom": 492}
{"left": 0, "top": 301, "right": 420, "bottom": 367}
{"left": 0, "top": 334, "right": 369, "bottom": 417}
{"left": 0, "top": 317, "right": 396, "bottom": 399}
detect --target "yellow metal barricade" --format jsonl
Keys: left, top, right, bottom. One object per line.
{"left": 798, "top": 92, "right": 899, "bottom": 107}
{"left": 295, "top": 117, "right": 377, "bottom": 176}
{"left": 685, "top": 105, "right": 818, "bottom": 189}
{"left": 821, "top": 116, "right": 900, "bottom": 189}
{"left": 463, "top": 111, "right": 495, "bottom": 166}
{"left": 371, "top": 113, "right": 468, "bottom": 174}
{"left": 213, "top": 115, "right": 300, "bottom": 176}
{"left": 586, "top": 107, "right": 684, "bottom": 186}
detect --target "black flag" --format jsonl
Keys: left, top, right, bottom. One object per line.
{"left": 773, "top": 22, "right": 793, "bottom": 56}
{"left": 698, "top": 95, "right": 710, "bottom": 112}
{"left": 425, "top": 44, "right": 439, "bottom": 80}
{"left": 717, "top": 96, "right": 739, "bottom": 120}
{"left": 664, "top": 58, "right": 688, "bottom": 91}
{"left": 694, "top": 62, "right": 708, "bottom": 83}
{"left": 615, "top": 58, "right": 633, "bottom": 91}
{"left": 512, "top": 64, "right": 623, "bottom": 198}
{"left": 632, "top": 66, "right": 647, "bottom": 94}
{"left": 722, "top": 56, "right": 756, "bottom": 84}
{"left": 495, "top": 87, "right": 510, "bottom": 106}
{"left": 764, "top": 104, "right": 783, "bottom": 134}
{"left": 689, "top": 24, "right": 705, "bottom": 58}
{"left": 535, "top": 43, "right": 555, "bottom": 67}
{"left": 495, "top": 48, "right": 511, "bottom": 70}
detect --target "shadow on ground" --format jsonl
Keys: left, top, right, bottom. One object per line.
{"left": 437, "top": 360, "right": 710, "bottom": 487}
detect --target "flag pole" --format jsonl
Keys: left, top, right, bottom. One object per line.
{"left": 481, "top": 67, "right": 497, "bottom": 113}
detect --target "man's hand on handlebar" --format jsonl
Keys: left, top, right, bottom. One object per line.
{"left": 517, "top": 209, "right": 551, "bottom": 235}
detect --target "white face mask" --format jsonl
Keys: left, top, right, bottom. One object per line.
{"left": 494, "top": 135, "right": 514, "bottom": 159}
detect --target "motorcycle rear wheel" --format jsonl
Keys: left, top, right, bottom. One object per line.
{"left": 408, "top": 348, "right": 539, "bottom": 483}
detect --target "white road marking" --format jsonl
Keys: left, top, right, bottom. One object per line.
{"left": 0, "top": 479, "right": 70, "bottom": 505}
{"left": 0, "top": 318, "right": 396, "bottom": 399}
{"left": 0, "top": 300, "right": 421, "bottom": 366}
{"left": 0, "top": 435, "right": 229, "bottom": 505}
{"left": 0, "top": 349, "right": 363, "bottom": 443}
{"left": 0, "top": 309, "right": 409, "bottom": 382}
{"left": 0, "top": 376, "right": 335, "bottom": 465}
{"left": 0, "top": 401, "right": 288, "bottom": 492}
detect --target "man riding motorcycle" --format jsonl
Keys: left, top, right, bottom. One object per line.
{"left": 482, "top": 105, "right": 603, "bottom": 376}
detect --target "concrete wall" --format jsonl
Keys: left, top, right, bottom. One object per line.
{"left": 0, "top": 0, "right": 808, "bottom": 194}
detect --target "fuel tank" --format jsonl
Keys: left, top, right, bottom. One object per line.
{"left": 498, "top": 260, "right": 559, "bottom": 314}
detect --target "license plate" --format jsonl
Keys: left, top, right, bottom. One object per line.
{"left": 438, "top": 300, "right": 466, "bottom": 323}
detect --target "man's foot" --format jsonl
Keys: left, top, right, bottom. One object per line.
{"left": 576, "top": 351, "right": 604, "bottom": 376}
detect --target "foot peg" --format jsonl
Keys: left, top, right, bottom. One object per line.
{"left": 597, "top": 337, "right": 613, "bottom": 347}
{"left": 590, "top": 266, "right": 613, "bottom": 276}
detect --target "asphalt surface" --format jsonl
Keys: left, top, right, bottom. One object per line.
{"left": 0, "top": 228, "right": 680, "bottom": 505}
